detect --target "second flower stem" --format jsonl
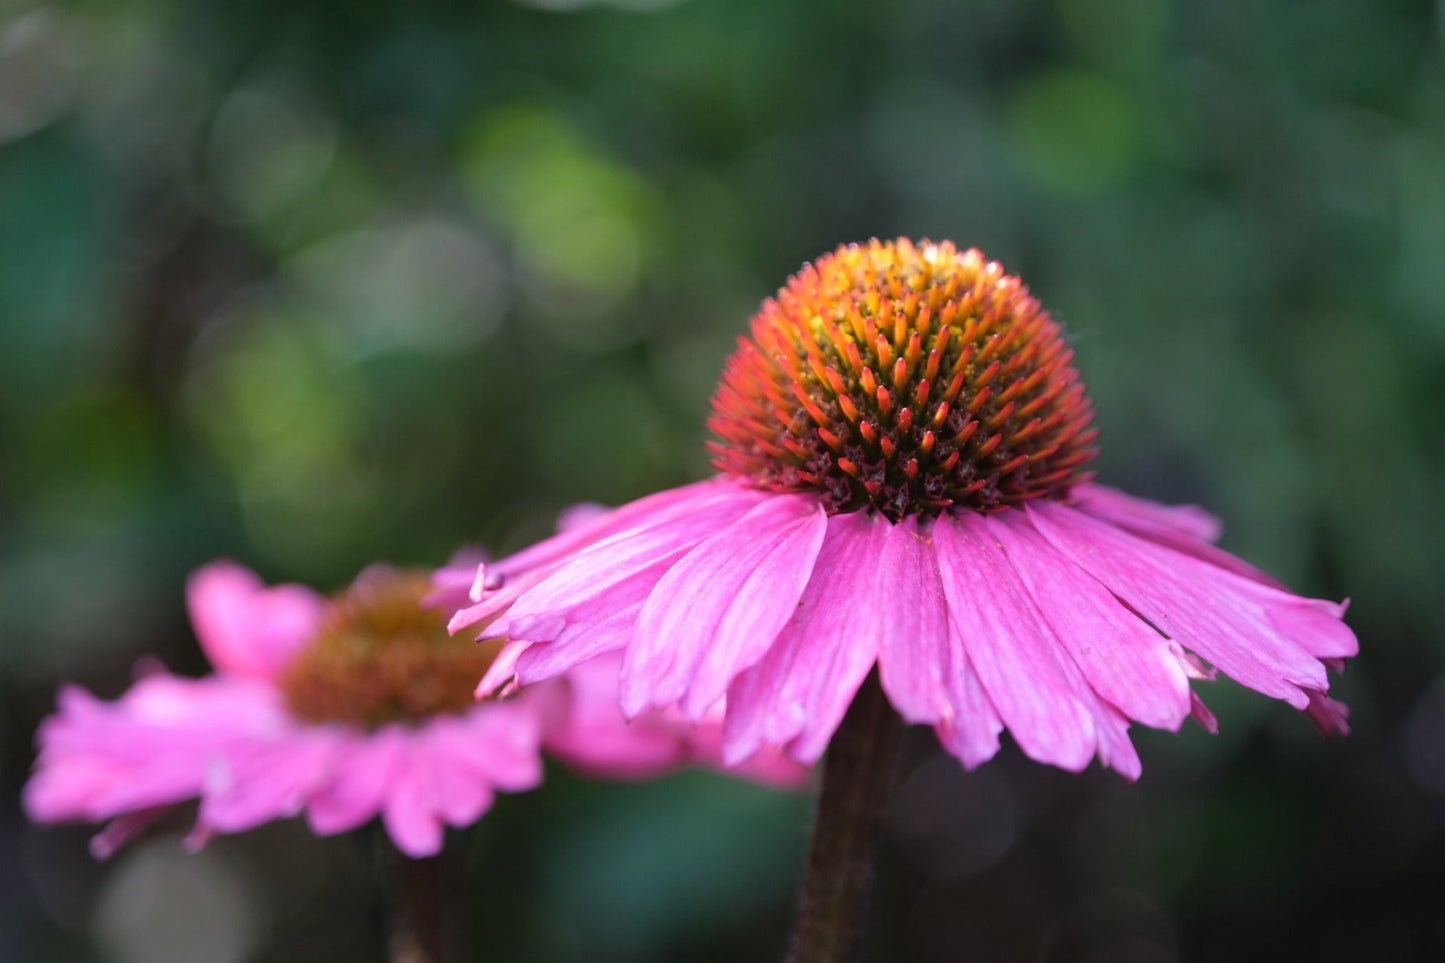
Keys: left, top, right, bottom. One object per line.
{"left": 390, "top": 847, "right": 451, "bottom": 963}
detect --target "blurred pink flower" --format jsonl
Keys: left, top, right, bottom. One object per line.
{"left": 25, "top": 561, "right": 804, "bottom": 859}
{"left": 447, "top": 240, "right": 1357, "bottom": 780}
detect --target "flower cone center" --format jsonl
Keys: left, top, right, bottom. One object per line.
{"left": 708, "top": 239, "right": 1098, "bottom": 519}
{"left": 280, "top": 569, "right": 502, "bottom": 727}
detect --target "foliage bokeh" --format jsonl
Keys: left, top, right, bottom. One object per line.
{"left": 2, "top": 0, "right": 1444, "bottom": 960}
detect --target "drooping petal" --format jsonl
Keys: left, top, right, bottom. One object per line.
{"left": 479, "top": 479, "right": 757, "bottom": 599}
{"left": 24, "top": 677, "right": 288, "bottom": 823}
{"left": 444, "top": 699, "right": 547, "bottom": 792}
{"left": 722, "top": 511, "right": 888, "bottom": 765}
{"left": 449, "top": 481, "right": 763, "bottom": 634}
{"left": 623, "top": 494, "right": 828, "bottom": 719}
{"left": 554, "top": 502, "right": 611, "bottom": 533}
{"left": 487, "top": 478, "right": 736, "bottom": 578}
{"left": 1028, "top": 502, "right": 1339, "bottom": 709}
{"left": 475, "top": 639, "right": 528, "bottom": 700}
{"left": 1190, "top": 691, "right": 1219, "bottom": 734}
{"left": 1072, "top": 483, "right": 1222, "bottom": 542}
{"left": 473, "top": 553, "right": 709, "bottom": 699}
{"left": 1268, "top": 602, "right": 1359, "bottom": 660}
{"left": 1089, "top": 702, "right": 1143, "bottom": 781}
{"left": 375, "top": 706, "right": 548, "bottom": 856}
{"left": 543, "top": 656, "right": 694, "bottom": 777}
{"left": 718, "top": 510, "right": 1002, "bottom": 772}
{"left": 510, "top": 602, "right": 645, "bottom": 685}
{"left": 91, "top": 810, "right": 169, "bottom": 860}
{"left": 408, "top": 722, "right": 500, "bottom": 829}
{"left": 933, "top": 513, "right": 1098, "bottom": 771}
{"left": 534, "top": 653, "right": 809, "bottom": 785}
{"left": 931, "top": 630, "right": 1004, "bottom": 771}
{"left": 187, "top": 562, "right": 324, "bottom": 681}
{"left": 1304, "top": 689, "right": 1351, "bottom": 737}
{"left": 985, "top": 511, "right": 1192, "bottom": 731}
{"left": 305, "top": 727, "right": 406, "bottom": 835}
{"left": 381, "top": 743, "right": 447, "bottom": 858}
{"left": 872, "top": 516, "right": 955, "bottom": 726}
{"left": 947, "top": 515, "right": 1149, "bottom": 779}
{"left": 199, "top": 730, "right": 339, "bottom": 834}
{"left": 1073, "top": 485, "right": 1283, "bottom": 588}
{"left": 479, "top": 483, "right": 767, "bottom": 636}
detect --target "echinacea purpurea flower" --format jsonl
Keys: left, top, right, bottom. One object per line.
{"left": 449, "top": 238, "right": 1357, "bottom": 779}
{"left": 25, "top": 560, "right": 802, "bottom": 860}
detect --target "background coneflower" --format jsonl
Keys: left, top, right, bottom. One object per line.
{"left": 26, "top": 560, "right": 803, "bottom": 961}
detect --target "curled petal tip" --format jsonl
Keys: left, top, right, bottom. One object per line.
{"left": 1189, "top": 691, "right": 1219, "bottom": 736}
{"left": 1305, "top": 690, "right": 1351, "bottom": 738}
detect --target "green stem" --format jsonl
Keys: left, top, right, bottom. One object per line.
{"left": 786, "top": 672, "right": 904, "bottom": 963}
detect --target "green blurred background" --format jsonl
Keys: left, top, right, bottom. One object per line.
{"left": 2, "top": 0, "right": 1443, "bottom": 960}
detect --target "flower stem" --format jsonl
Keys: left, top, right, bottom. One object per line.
{"left": 787, "top": 672, "right": 903, "bottom": 963}
{"left": 389, "top": 848, "right": 452, "bottom": 963}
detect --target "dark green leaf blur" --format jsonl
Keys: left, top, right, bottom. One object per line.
{"left": 2, "top": 0, "right": 1442, "bottom": 960}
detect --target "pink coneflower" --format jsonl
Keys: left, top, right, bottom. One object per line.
{"left": 25, "top": 561, "right": 802, "bottom": 861}
{"left": 447, "top": 239, "right": 1357, "bottom": 962}
{"left": 450, "top": 238, "right": 1356, "bottom": 781}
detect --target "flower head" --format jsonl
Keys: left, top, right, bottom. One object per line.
{"left": 709, "top": 238, "right": 1095, "bottom": 517}
{"left": 26, "top": 560, "right": 803, "bottom": 858}
{"left": 449, "top": 238, "right": 1357, "bottom": 780}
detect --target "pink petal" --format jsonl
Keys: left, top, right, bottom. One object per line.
{"left": 684, "top": 714, "right": 810, "bottom": 788}
{"left": 443, "top": 701, "right": 546, "bottom": 791}
{"left": 309, "top": 704, "right": 545, "bottom": 849}
{"left": 541, "top": 654, "right": 809, "bottom": 785}
{"left": 469, "top": 478, "right": 757, "bottom": 603}
{"left": 471, "top": 565, "right": 675, "bottom": 696}
{"left": 985, "top": 511, "right": 1192, "bottom": 731}
{"left": 25, "top": 677, "right": 288, "bottom": 823}
{"left": 1074, "top": 485, "right": 1283, "bottom": 588}
{"left": 1268, "top": 602, "right": 1359, "bottom": 659}
{"left": 89, "top": 809, "right": 169, "bottom": 860}
{"left": 933, "top": 513, "right": 1097, "bottom": 771}
{"left": 871, "top": 516, "right": 954, "bottom": 726}
{"left": 722, "top": 512, "right": 888, "bottom": 765}
{"left": 448, "top": 568, "right": 549, "bottom": 635}
{"left": 382, "top": 753, "right": 446, "bottom": 858}
{"left": 456, "top": 481, "right": 769, "bottom": 648}
{"left": 499, "top": 483, "right": 766, "bottom": 628}
{"left": 1073, "top": 483, "right": 1222, "bottom": 542}
{"left": 452, "top": 483, "right": 767, "bottom": 657}
{"left": 425, "top": 547, "right": 490, "bottom": 611}
{"left": 409, "top": 723, "right": 498, "bottom": 827}
{"left": 1028, "top": 502, "right": 1336, "bottom": 709}
{"left": 199, "top": 730, "right": 339, "bottom": 833}
{"left": 622, "top": 494, "right": 828, "bottom": 720}
{"left": 1190, "top": 692, "right": 1219, "bottom": 734}
{"left": 1089, "top": 702, "right": 1143, "bottom": 781}
{"left": 931, "top": 635, "right": 1005, "bottom": 771}
{"left": 379, "top": 721, "right": 521, "bottom": 859}
{"left": 510, "top": 602, "right": 645, "bottom": 685}
{"left": 476, "top": 640, "right": 528, "bottom": 699}
{"left": 542, "top": 657, "right": 691, "bottom": 778}
{"left": 555, "top": 502, "right": 611, "bottom": 533}
{"left": 305, "top": 728, "right": 406, "bottom": 836}
{"left": 187, "top": 561, "right": 324, "bottom": 681}
{"left": 1304, "top": 689, "right": 1351, "bottom": 737}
